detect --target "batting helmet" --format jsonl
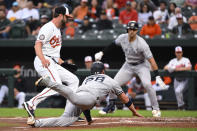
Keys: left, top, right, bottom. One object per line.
{"left": 91, "top": 61, "right": 105, "bottom": 75}
{"left": 126, "top": 21, "right": 138, "bottom": 32}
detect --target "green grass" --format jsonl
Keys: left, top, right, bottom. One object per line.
{"left": 0, "top": 108, "right": 196, "bottom": 118}
{"left": 64, "top": 127, "right": 197, "bottom": 131}
{"left": 0, "top": 123, "right": 17, "bottom": 127}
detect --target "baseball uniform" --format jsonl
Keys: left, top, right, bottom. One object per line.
{"left": 107, "top": 33, "right": 159, "bottom": 110}
{"left": 26, "top": 21, "right": 79, "bottom": 110}
{"left": 34, "top": 74, "right": 124, "bottom": 127}
{"left": 166, "top": 57, "right": 191, "bottom": 107}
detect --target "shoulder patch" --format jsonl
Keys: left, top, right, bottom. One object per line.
{"left": 39, "top": 34, "right": 45, "bottom": 40}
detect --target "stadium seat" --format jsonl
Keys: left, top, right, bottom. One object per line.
{"left": 9, "top": 20, "right": 27, "bottom": 38}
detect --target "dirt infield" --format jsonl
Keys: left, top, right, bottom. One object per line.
{"left": 0, "top": 117, "right": 197, "bottom": 130}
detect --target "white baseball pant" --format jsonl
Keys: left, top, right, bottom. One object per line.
{"left": 27, "top": 56, "right": 79, "bottom": 110}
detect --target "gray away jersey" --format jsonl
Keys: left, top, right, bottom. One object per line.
{"left": 77, "top": 74, "right": 123, "bottom": 102}
{"left": 115, "top": 34, "right": 153, "bottom": 64}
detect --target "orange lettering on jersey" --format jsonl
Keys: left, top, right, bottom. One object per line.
{"left": 49, "top": 36, "right": 61, "bottom": 48}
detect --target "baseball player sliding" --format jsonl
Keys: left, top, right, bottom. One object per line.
{"left": 23, "top": 6, "right": 86, "bottom": 122}
{"left": 95, "top": 21, "right": 166, "bottom": 117}
{"left": 26, "top": 61, "right": 143, "bottom": 127}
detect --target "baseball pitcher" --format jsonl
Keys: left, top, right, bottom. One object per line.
{"left": 23, "top": 6, "right": 84, "bottom": 121}
{"left": 95, "top": 21, "right": 166, "bottom": 117}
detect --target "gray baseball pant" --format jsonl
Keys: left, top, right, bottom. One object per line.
{"left": 35, "top": 82, "right": 97, "bottom": 127}
{"left": 109, "top": 62, "right": 159, "bottom": 110}
{"left": 174, "top": 79, "right": 188, "bottom": 107}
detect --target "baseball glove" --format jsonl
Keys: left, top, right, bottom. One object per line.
{"left": 61, "top": 62, "right": 78, "bottom": 73}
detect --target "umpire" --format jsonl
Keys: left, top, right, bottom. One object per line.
{"left": 95, "top": 21, "right": 164, "bottom": 117}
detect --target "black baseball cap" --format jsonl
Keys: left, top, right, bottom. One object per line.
{"left": 55, "top": 6, "right": 73, "bottom": 18}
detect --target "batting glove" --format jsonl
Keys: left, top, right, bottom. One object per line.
{"left": 95, "top": 51, "right": 103, "bottom": 61}
{"left": 156, "top": 76, "right": 167, "bottom": 89}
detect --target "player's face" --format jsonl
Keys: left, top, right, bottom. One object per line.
{"left": 175, "top": 51, "right": 183, "bottom": 59}
{"left": 60, "top": 14, "right": 67, "bottom": 29}
{"left": 128, "top": 29, "right": 138, "bottom": 38}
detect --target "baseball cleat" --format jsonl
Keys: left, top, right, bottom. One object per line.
{"left": 35, "top": 75, "right": 50, "bottom": 87}
{"left": 77, "top": 117, "right": 85, "bottom": 122}
{"left": 98, "top": 110, "right": 107, "bottom": 115}
{"left": 27, "top": 116, "right": 35, "bottom": 126}
{"left": 152, "top": 110, "right": 161, "bottom": 117}
{"left": 23, "top": 102, "right": 35, "bottom": 118}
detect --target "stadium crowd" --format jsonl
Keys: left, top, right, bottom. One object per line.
{"left": 0, "top": 0, "right": 196, "bottom": 39}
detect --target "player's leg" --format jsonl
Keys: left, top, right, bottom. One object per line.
{"left": 137, "top": 64, "right": 160, "bottom": 117}
{"left": 57, "top": 65, "right": 79, "bottom": 91}
{"left": 26, "top": 57, "right": 62, "bottom": 110}
{"left": 0, "top": 85, "right": 9, "bottom": 105}
{"left": 100, "top": 63, "right": 133, "bottom": 114}
{"left": 144, "top": 93, "right": 152, "bottom": 110}
{"left": 36, "top": 76, "right": 97, "bottom": 110}
{"left": 174, "top": 79, "right": 188, "bottom": 109}
{"left": 15, "top": 92, "right": 26, "bottom": 109}
{"left": 33, "top": 102, "right": 81, "bottom": 127}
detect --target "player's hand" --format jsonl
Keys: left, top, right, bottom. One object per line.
{"left": 41, "top": 59, "right": 50, "bottom": 68}
{"left": 133, "top": 112, "right": 144, "bottom": 118}
{"left": 95, "top": 51, "right": 103, "bottom": 61}
{"left": 156, "top": 76, "right": 166, "bottom": 88}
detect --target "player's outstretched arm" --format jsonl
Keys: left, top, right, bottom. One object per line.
{"left": 118, "top": 93, "right": 144, "bottom": 118}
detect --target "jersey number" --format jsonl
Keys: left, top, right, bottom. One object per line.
{"left": 50, "top": 36, "right": 60, "bottom": 48}
{"left": 84, "top": 76, "right": 105, "bottom": 84}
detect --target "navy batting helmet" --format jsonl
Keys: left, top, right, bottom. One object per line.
{"left": 126, "top": 21, "right": 138, "bottom": 32}
{"left": 91, "top": 61, "right": 105, "bottom": 75}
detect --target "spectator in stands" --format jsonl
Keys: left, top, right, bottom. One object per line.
{"left": 102, "top": 0, "right": 119, "bottom": 20}
{"left": 0, "top": 64, "right": 26, "bottom": 109}
{"left": 22, "top": 1, "right": 39, "bottom": 35}
{"left": 195, "top": 63, "right": 197, "bottom": 71}
{"left": 188, "top": 15, "right": 197, "bottom": 31}
{"left": 140, "top": 16, "right": 162, "bottom": 38}
{"left": 0, "top": 2, "right": 7, "bottom": 14}
{"left": 138, "top": 4, "right": 152, "bottom": 26}
{"left": 168, "top": 2, "right": 177, "bottom": 18}
{"left": 6, "top": 1, "right": 23, "bottom": 22}
{"left": 72, "top": 0, "right": 88, "bottom": 22}
{"left": 88, "top": 0, "right": 101, "bottom": 20}
{"left": 119, "top": 1, "right": 138, "bottom": 24}
{"left": 84, "top": 56, "right": 93, "bottom": 69}
{"left": 169, "top": 0, "right": 185, "bottom": 8}
{"left": 79, "top": 15, "right": 92, "bottom": 33}
{"left": 168, "top": 7, "right": 187, "bottom": 30}
{"left": 114, "top": 0, "right": 133, "bottom": 10}
{"left": 185, "top": 0, "right": 197, "bottom": 9}
{"left": 172, "top": 14, "right": 192, "bottom": 36}
{"left": 32, "top": 15, "right": 49, "bottom": 36}
{"left": 17, "top": 0, "right": 28, "bottom": 9}
{"left": 138, "top": 0, "right": 157, "bottom": 12}
{"left": 97, "top": 10, "right": 113, "bottom": 30}
{"left": 131, "top": 0, "right": 138, "bottom": 10}
{"left": 0, "top": 9, "right": 10, "bottom": 38}
{"left": 65, "top": 19, "right": 78, "bottom": 39}
{"left": 153, "top": 1, "right": 168, "bottom": 25}
{"left": 164, "top": 46, "right": 192, "bottom": 110}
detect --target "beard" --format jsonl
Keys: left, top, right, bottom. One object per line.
{"left": 61, "top": 19, "right": 66, "bottom": 29}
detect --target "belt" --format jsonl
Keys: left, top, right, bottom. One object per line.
{"left": 129, "top": 60, "right": 144, "bottom": 66}
{"left": 45, "top": 55, "right": 58, "bottom": 64}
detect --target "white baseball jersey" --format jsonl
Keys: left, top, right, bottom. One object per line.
{"left": 127, "top": 77, "right": 144, "bottom": 94}
{"left": 167, "top": 57, "right": 191, "bottom": 71}
{"left": 37, "top": 21, "right": 62, "bottom": 59}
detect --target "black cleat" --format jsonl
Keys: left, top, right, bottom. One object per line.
{"left": 23, "top": 102, "right": 35, "bottom": 118}
{"left": 77, "top": 117, "right": 85, "bottom": 122}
